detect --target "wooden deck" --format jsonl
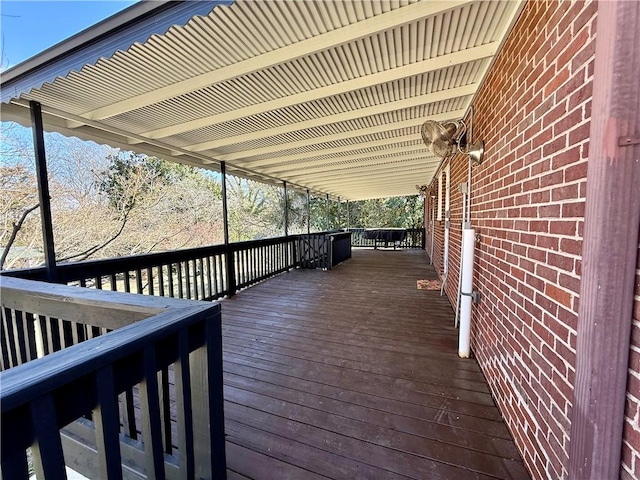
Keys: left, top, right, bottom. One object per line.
{"left": 220, "top": 249, "right": 529, "bottom": 480}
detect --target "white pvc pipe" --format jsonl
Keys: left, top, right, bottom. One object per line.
{"left": 454, "top": 191, "right": 466, "bottom": 328}
{"left": 429, "top": 207, "right": 435, "bottom": 265}
{"left": 459, "top": 228, "right": 475, "bottom": 358}
{"left": 441, "top": 221, "right": 449, "bottom": 296}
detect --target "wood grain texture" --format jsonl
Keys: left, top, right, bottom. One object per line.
{"left": 220, "top": 249, "right": 529, "bottom": 479}
{"left": 568, "top": 1, "right": 640, "bottom": 479}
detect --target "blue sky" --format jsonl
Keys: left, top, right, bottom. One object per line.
{"left": 1, "top": 1, "right": 138, "bottom": 69}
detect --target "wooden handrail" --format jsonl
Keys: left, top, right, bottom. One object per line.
{"left": 1, "top": 233, "right": 333, "bottom": 299}
{"left": 0, "top": 278, "right": 226, "bottom": 480}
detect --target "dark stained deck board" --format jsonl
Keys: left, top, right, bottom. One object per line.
{"left": 221, "top": 249, "right": 529, "bottom": 479}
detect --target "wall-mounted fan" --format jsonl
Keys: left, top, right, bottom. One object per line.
{"left": 420, "top": 119, "right": 484, "bottom": 164}
{"left": 415, "top": 184, "right": 428, "bottom": 197}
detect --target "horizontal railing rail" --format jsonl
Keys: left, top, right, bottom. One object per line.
{"left": 2, "top": 232, "right": 350, "bottom": 299}
{"left": 0, "top": 277, "right": 225, "bottom": 480}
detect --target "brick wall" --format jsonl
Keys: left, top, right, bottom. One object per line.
{"left": 425, "top": 1, "right": 601, "bottom": 478}
{"left": 622, "top": 239, "right": 640, "bottom": 479}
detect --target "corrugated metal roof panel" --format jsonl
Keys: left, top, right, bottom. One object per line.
{"left": 1, "top": 0, "right": 525, "bottom": 200}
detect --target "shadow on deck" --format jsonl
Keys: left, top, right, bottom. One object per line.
{"left": 221, "top": 249, "right": 529, "bottom": 479}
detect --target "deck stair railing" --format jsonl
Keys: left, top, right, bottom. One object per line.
{"left": 0, "top": 277, "right": 225, "bottom": 480}
{"left": 295, "top": 231, "right": 351, "bottom": 270}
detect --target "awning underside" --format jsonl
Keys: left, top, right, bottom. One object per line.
{"left": 1, "top": 0, "right": 523, "bottom": 201}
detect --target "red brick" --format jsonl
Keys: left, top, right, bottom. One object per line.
{"left": 565, "top": 161, "right": 588, "bottom": 183}
{"left": 562, "top": 201, "right": 585, "bottom": 218}
{"left": 549, "top": 220, "right": 576, "bottom": 236}
{"left": 426, "top": 1, "right": 597, "bottom": 475}
{"left": 545, "top": 284, "right": 572, "bottom": 309}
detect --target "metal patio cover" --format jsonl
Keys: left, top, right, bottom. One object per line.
{"left": 0, "top": 0, "right": 523, "bottom": 201}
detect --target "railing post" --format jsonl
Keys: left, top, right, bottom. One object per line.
{"left": 30, "top": 101, "right": 57, "bottom": 283}
{"left": 220, "top": 162, "right": 236, "bottom": 296}
{"left": 191, "top": 310, "right": 226, "bottom": 479}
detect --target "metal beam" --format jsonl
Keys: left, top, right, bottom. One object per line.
{"left": 29, "top": 101, "right": 57, "bottom": 282}
{"left": 306, "top": 190, "right": 310, "bottom": 235}
{"left": 325, "top": 194, "right": 329, "bottom": 231}
{"left": 220, "top": 161, "right": 236, "bottom": 296}
{"left": 283, "top": 181, "right": 288, "bottom": 237}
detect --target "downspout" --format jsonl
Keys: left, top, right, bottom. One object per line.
{"left": 457, "top": 107, "right": 477, "bottom": 358}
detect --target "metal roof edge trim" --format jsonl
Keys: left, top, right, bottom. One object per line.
{"left": 0, "top": 0, "right": 231, "bottom": 104}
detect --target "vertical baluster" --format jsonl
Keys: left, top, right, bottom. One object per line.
{"left": 124, "top": 270, "right": 131, "bottom": 293}
{"left": 175, "top": 329, "right": 195, "bottom": 479}
{"left": 95, "top": 276, "right": 103, "bottom": 290}
{"left": 94, "top": 365, "right": 123, "bottom": 479}
{"left": 140, "top": 346, "right": 166, "bottom": 479}
{"left": 158, "top": 368, "right": 172, "bottom": 454}
{"left": 185, "top": 261, "right": 192, "bottom": 299}
{"left": 1, "top": 308, "right": 13, "bottom": 369}
{"left": 256, "top": 246, "right": 260, "bottom": 281}
{"left": 191, "top": 259, "right": 197, "bottom": 299}
{"left": 71, "top": 320, "right": 81, "bottom": 349}
{"left": 61, "top": 319, "right": 73, "bottom": 350}
{"left": 158, "top": 264, "right": 166, "bottom": 297}
{"left": 30, "top": 393, "right": 66, "bottom": 480}
{"left": 198, "top": 258, "right": 205, "bottom": 300}
{"left": 110, "top": 273, "right": 117, "bottom": 292}
{"left": 251, "top": 247, "right": 255, "bottom": 282}
{"left": 136, "top": 269, "right": 143, "bottom": 294}
{"left": 177, "top": 262, "right": 184, "bottom": 299}
{"left": 168, "top": 263, "right": 175, "bottom": 298}
{"left": 11, "top": 309, "right": 27, "bottom": 366}
{"left": 244, "top": 249, "right": 249, "bottom": 285}
{"left": 120, "top": 388, "right": 138, "bottom": 440}
{"left": 217, "top": 255, "right": 223, "bottom": 295}
{"left": 79, "top": 278, "right": 87, "bottom": 288}
{"left": 43, "top": 316, "right": 56, "bottom": 355}
{"left": 147, "top": 267, "right": 154, "bottom": 296}
{"left": 188, "top": 260, "right": 194, "bottom": 299}
{"left": 206, "top": 256, "right": 213, "bottom": 299}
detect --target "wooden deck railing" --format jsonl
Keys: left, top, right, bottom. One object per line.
{"left": 2, "top": 233, "right": 345, "bottom": 299}
{"left": 349, "top": 227, "right": 425, "bottom": 249}
{"left": 295, "top": 231, "right": 351, "bottom": 270}
{"left": 0, "top": 277, "right": 225, "bottom": 480}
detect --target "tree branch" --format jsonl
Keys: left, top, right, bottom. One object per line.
{"left": 0, "top": 203, "right": 39, "bottom": 270}
{"left": 57, "top": 209, "right": 131, "bottom": 262}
